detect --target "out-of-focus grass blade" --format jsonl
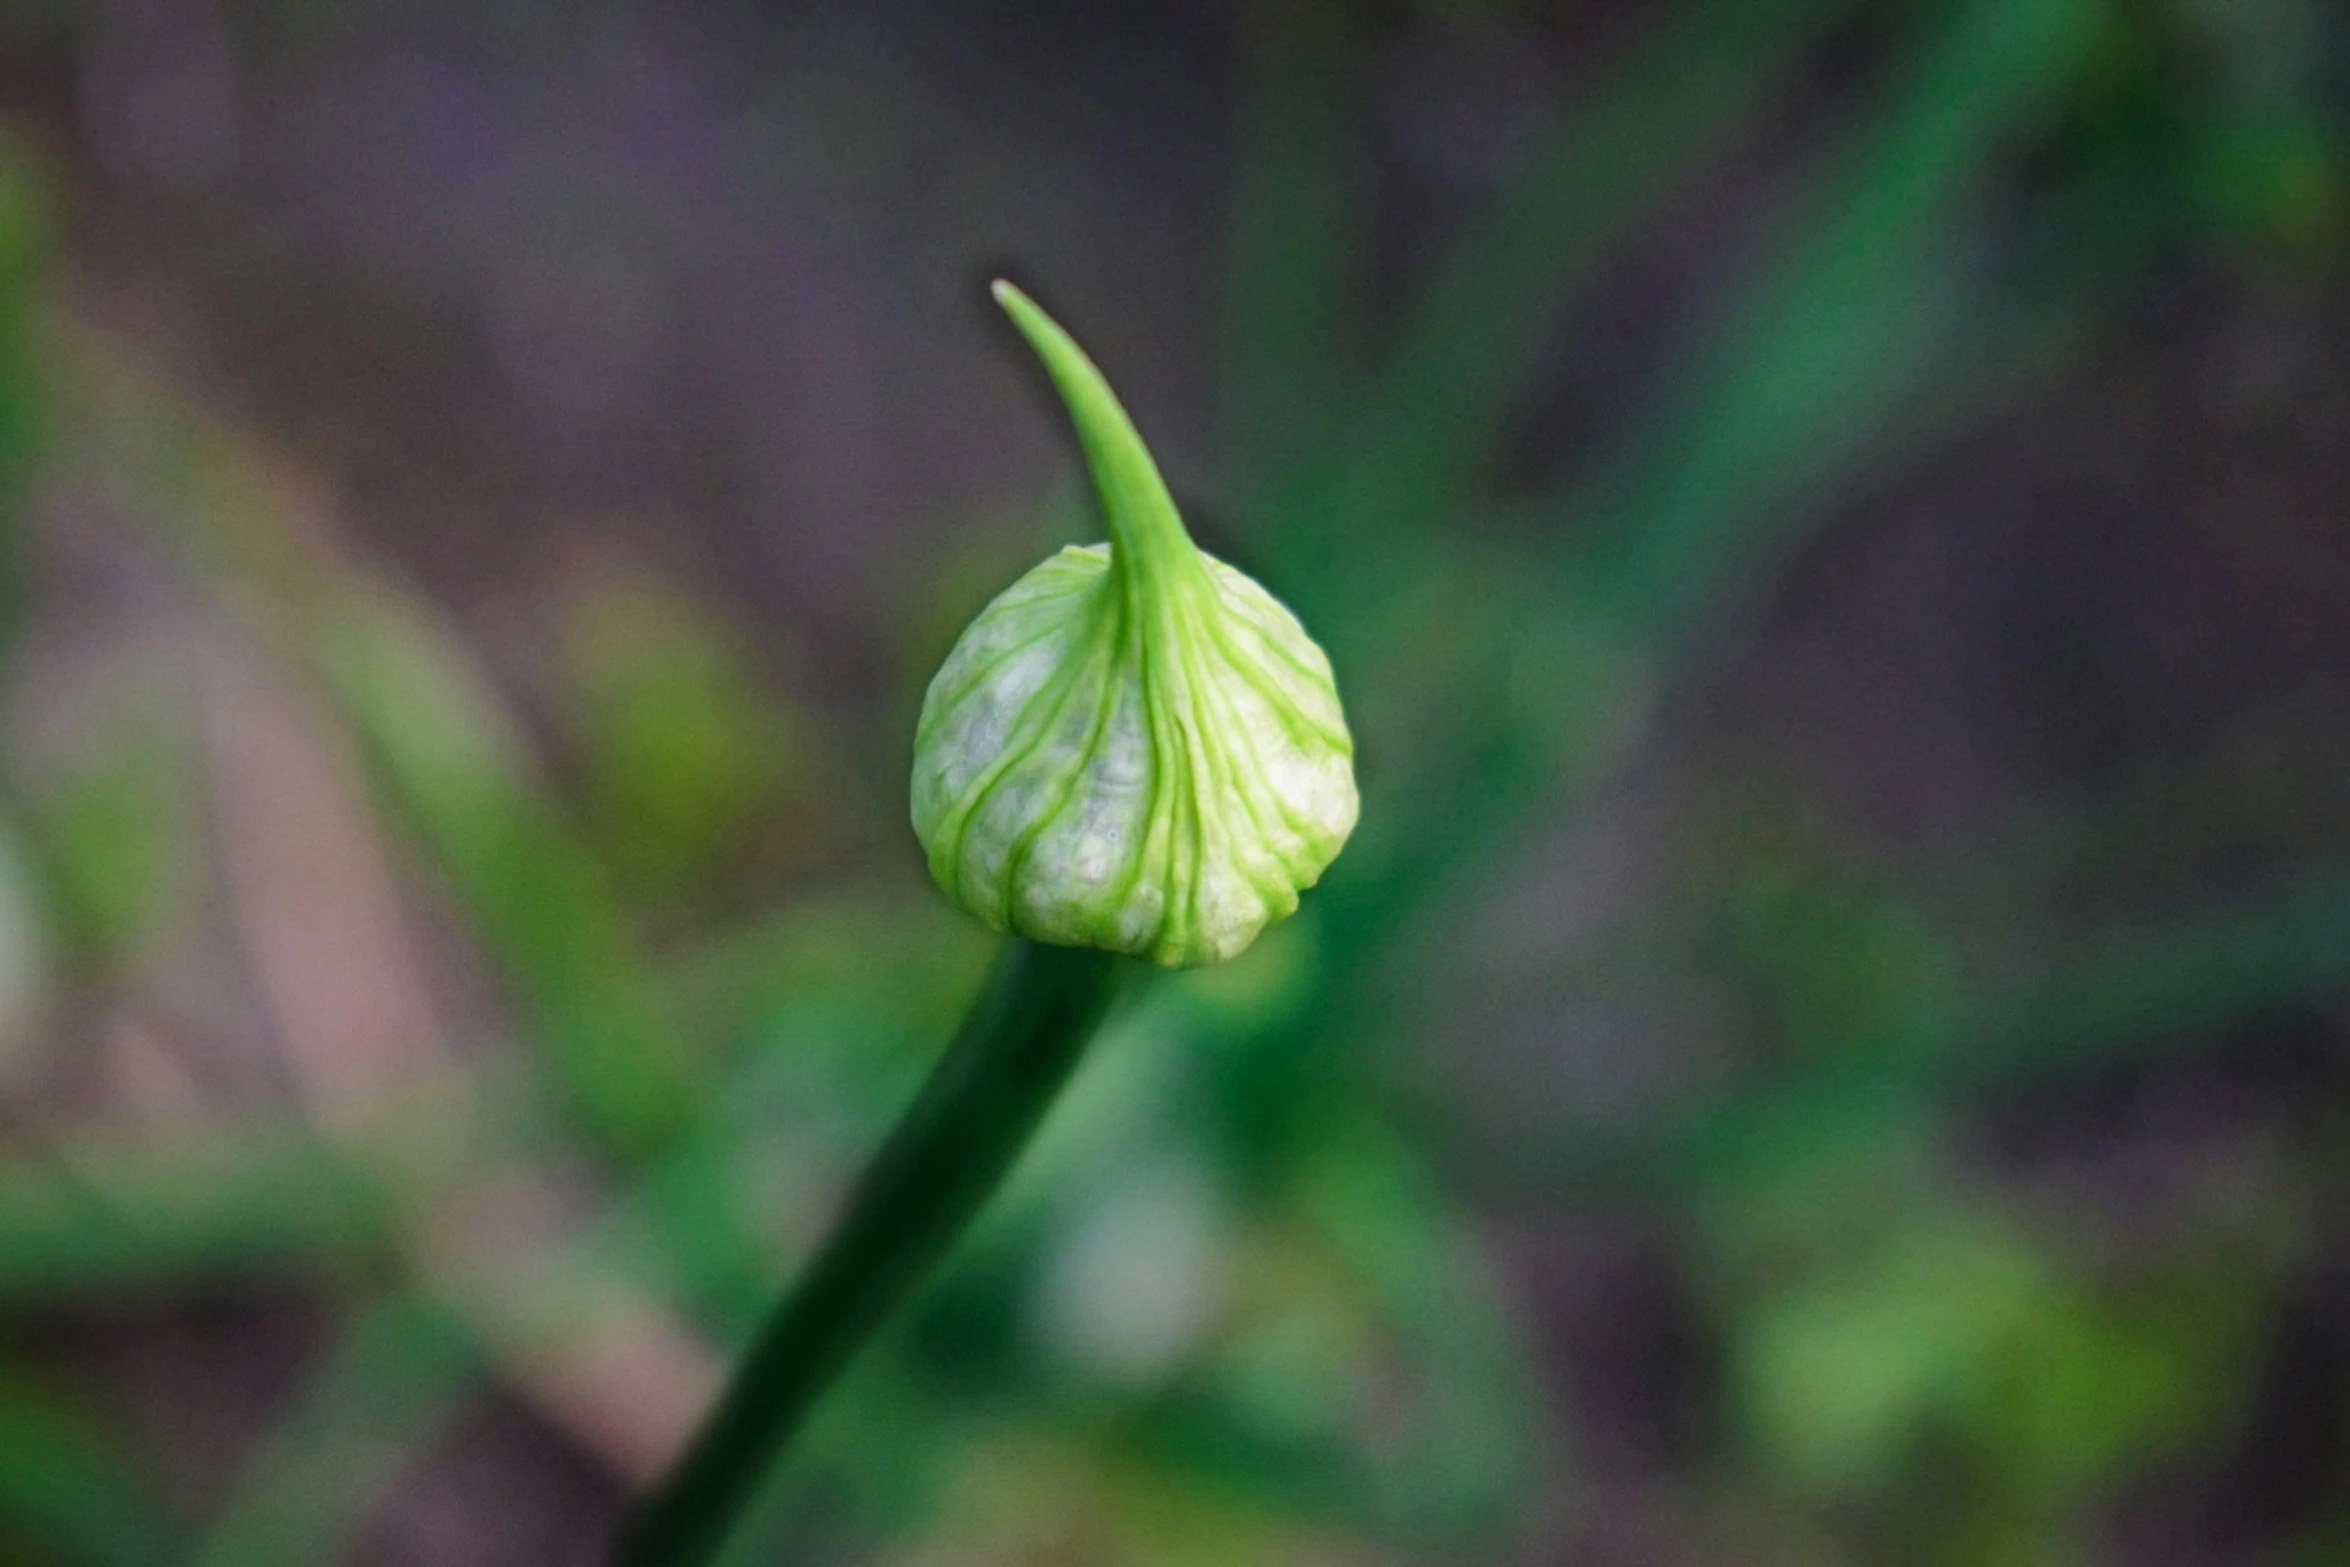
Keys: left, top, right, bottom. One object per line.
{"left": 190, "top": 1296, "right": 478, "bottom": 1567}
{"left": 321, "top": 587, "right": 700, "bottom": 1158}
{"left": 1291, "top": 1111, "right": 1544, "bottom": 1545}
{"left": 19, "top": 729, "right": 187, "bottom": 974}
{"left": 0, "top": 1366, "right": 178, "bottom": 1565}
{"left": 0, "top": 1121, "right": 389, "bottom": 1304}
{"left": 1373, "top": 0, "right": 2104, "bottom": 899}
{"left": 47, "top": 328, "right": 699, "bottom": 1161}
{"left": 1975, "top": 858, "right": 2350, "bottom": 1087}
{"left": 186, "top": 1033, "right": 858, "bottom": 1566}
{"left": 1277, "top": 0, "right": 1851, "bottom": 572}
{"left": 1222, "top": 0, "right": 1367, "bottom": 507}
{"left": 1552, "top": 0, "right": 2106, "bottom": 636}
{"left": 1499, "top": 857, "right": 2350, "bottom": 1196}
{"left": 1111, "top": 1107, "right": 1541, "bottom": 1546}
{"left": 0, "top": 131, "right": 54, "bottom": 653}
{"left": 1203, "top": 0, "right": 2115, "bottom": 1173}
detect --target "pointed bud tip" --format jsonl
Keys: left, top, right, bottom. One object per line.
{"left": 990, "top": 279, "right": 1058, "bottom": 351}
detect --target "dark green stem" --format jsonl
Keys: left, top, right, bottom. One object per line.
{"left": 615, "top": 938, "right": 1130, "bottom": 1566}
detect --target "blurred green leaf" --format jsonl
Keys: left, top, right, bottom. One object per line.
{"left": 1711, "top": 841, "right": 1962, "bottom": 1069}
{"left": 1222, "top": 0, "right": 1368, "bottom": 503}
{"left": 323, "top": 587, "right": 701, "bottom": 1158}
{"left": 1212, "top": 0, "right": 2123, "bottom": 1211}
{"left": 0, "top": 126, "right": 55, "bottom": 649}
{"left": 192, "top": 1297, "right": 478, "bottom": 1567}
{"left": 1262, "top": 0, "right": 1851, "bottom": 570}
{"left": 556, "top": 567, "right": 821, "bottom": 910}
{"left": 1728, "top": 1192, "right": 2269, "bottom": 1540}
{"left": 0, "top": 1118, "right": 409, "bottom": 1305}
{"left": 23, "top": 727, "right": 188, "bottom": 972}
{"left": 1550, "top": 0, "right": 2106, "bottom": 632}
{"left": 0, "top": 1364, "right": 177, "bottom": 1566}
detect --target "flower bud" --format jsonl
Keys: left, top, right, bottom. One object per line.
{"left": 911, "top": 283, "right": 1358, "bottom": 967}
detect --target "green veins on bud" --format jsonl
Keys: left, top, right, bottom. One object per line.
{"left": 910, "top": 282, "right": 1358, "bottom": 968}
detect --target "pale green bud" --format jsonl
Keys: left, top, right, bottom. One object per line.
{"left": 911, "top": 283, "right": 1358, "bottom": 968}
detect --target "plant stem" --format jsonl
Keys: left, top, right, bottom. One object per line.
{"left": 615, "top": 938, "right": 1131, "bottom": 1566}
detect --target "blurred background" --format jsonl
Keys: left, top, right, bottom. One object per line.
{"left": 0, "top": 0, "right": 2343, "bottom": 1561}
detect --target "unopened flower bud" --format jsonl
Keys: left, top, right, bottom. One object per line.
{"left": 910, "top": 282, "right": 1358, "bottom": 967}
